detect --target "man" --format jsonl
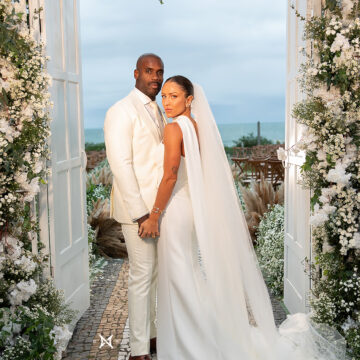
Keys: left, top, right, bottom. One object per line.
{"left": 104, "top": 53, "right": 166, "bottom": 360}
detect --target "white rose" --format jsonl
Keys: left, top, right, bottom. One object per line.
{"left": 9, "top": 279, "right": 37, "bottom": 306}
{"left": 349, "top": 232, "right": 360, "bottom": 249}
{"left": 14, "top": 255, "right": 37, "bottom": 273}
{"left": 330, "top": 33, "right": 351, "bottom": 53}
{"left": 33, "top": 160, "right": 43, "bottom": 174}
{"left": 22, "top": 105, "right": 33, "bottom": 119}
{"left": 326, "top": 162, "right": 352, "bottom": 186}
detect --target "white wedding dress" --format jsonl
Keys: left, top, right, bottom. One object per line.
{"left": 156, "top": 120, "right": 219, "bottom": 359}
{"left": 154, "top": 86, "right": 348, "bottom": 360}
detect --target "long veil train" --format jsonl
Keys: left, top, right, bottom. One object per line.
{"left": 180, "top": 83, "right": 348, "bottom": 359}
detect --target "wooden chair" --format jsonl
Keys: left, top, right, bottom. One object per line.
{"left": 246, "top": 158, "right": 269, "bottom": 182}
{"left": 233, "top": 147, "right": 252, "bottom": 158}
{"left": 267, "top": 159, "right": 284, "bottom": 185}
{"left": 231, "top": 144, "right": 285, "bottom": 187}
{"left": 231, "top": 157, "right": 249, "bottom": 180}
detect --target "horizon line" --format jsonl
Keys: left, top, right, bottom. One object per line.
{"left": 84, "top": 120, "right": 285, "bottom": 130}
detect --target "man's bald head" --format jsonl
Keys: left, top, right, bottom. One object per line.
{"left": 134, "top": 53, "right": 164, "bottom": 100}
{"left": 136, "top": 53, "right": 163, "bottom": 70}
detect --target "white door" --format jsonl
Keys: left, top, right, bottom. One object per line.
{"left": 42, "top": 0, "right": 90, "bottom": 319}
{"left": 284, "top": 0, "right": 320, "bottom": 314}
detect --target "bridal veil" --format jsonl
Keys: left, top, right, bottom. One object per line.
{"left": 180, "top": 84, "right": 348, "bottom": 359}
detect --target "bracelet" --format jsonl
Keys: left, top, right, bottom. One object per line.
{"left": 151, "top": 206, "right": 163, "bottom": 215}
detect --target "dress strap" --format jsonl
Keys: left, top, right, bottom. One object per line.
{"left": 175, "top": 116, "right": 199, "bottom": 154}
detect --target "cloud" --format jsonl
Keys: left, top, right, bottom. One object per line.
{"left": 79, "top": 0, "right": 286, "bottom": 128}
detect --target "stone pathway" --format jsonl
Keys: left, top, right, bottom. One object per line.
{"left": 62, "top": 259, "right": 287, "bottom": 360}
{"left": 62, "top": 259, "right": 126, "bottom": 360}
{"left": 271, "top": 293, "right": 289, "bottom": 327}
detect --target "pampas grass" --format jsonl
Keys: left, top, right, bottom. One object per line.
{"left": 88, "top": 198, "right": 127, "bottom": 258}
{"left": 87, "top": 161, "right": 127, "bottom": 258}
{"left": 86, "top": 161, "right": 113, "bottom": 188}
{"left": 240, "top": 175, "right": 284, "bottom": 243}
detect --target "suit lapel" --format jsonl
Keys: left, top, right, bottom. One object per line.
{"left": 129, "top": 90, "right": 164, "bottom": 141}
{"left": 161, "top": 110, "right": 168, "bottom": 127}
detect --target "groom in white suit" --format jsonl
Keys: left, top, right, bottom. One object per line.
{"left": 104, "top": 54, "right": 166, "bottom": 360}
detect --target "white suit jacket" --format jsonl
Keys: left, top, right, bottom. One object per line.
{"left": 104, "top": 89, "right": 167, "bottom": 224}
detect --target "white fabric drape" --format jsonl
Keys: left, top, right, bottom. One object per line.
{"left": 173, "top": 84, "right": 348, "bottom": 360}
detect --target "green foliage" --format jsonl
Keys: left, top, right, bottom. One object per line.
{"left": 256, "top": 204, "right": 284, "bottom": 298}
{"left": 345, "top": 326, "right": 360, "bottom": 359}
{"left": 27, "top": 280, "right": 75, "bottom": 326}
{"left": 86, "top": 161, "right": 112, "bottom": 276}
{"left": 234, "top": 180, "right": 246, "bottom": 212}
{"left": 86, "top": 182, "right": 110, "bottom": 215}
{"left": 0, "top": 4, "right": 30, "bottom": 61}
{"left": 87, "top": 223, "right": 99, "bottom": 272}
{"left": 233, "top": 132, "right": 274, "bottom": 147}
{"left": 0, "top": 337, "right": 32, "bottom": 360}
{"left": 85, "top": 142, "right": 106, "bottom": 151}
{"left": 0, "top": 306, "right": 59, "bottom": 360}
{"left": 21, "top": 308, "right": 57, "bottom": 360}
{"left": 224, "top": 145, "right": 234, "bottom": 157}
{"left": 323, "top": 0, "right": 343, "bottom": 15}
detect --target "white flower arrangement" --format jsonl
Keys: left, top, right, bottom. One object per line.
{"left": 8, "top": 279, "right": 37, "bottom": 306}
{"left": 0, "top": 1, "right": 74, "bottom": 358}
{"left": 290, "top": 1, "right": 360, "bottom": 357}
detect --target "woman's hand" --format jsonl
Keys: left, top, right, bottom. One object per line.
{"left": 138, "top": 218, "right": 160, "bottom": 239}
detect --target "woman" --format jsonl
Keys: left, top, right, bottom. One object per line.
{"left": 139, "top": 76, "right": 347, "bottom": 360}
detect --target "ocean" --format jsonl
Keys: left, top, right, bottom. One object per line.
{"left": 85, "top": 122, "right": 285, "bottom": 147}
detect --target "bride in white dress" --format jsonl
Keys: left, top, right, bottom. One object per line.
{"left": 139, "top": 76, "right": 348, "bottom": 360}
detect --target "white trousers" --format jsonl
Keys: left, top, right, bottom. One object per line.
{"left": 122, "top": 224, "right": 157, "bottom": 356}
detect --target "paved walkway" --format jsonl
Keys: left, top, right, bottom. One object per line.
{"left": 62, "top": 259, "right": 287, "bottom": 360}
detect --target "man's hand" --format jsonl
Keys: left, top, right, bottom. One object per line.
{"left": 136, "top": 214, "right": 149, "bottom": 227}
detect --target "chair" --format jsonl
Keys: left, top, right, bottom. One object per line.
{"left": 231, "top": 144, "right": 285, "bottom": 187}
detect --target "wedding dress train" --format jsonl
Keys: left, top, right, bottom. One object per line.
{"left": 154, "top": 86, "right": 348, "bottom": 360}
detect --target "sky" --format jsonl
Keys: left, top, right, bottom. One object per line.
{"left": 79, "top": 0, "right": 287, "bottom": 128}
